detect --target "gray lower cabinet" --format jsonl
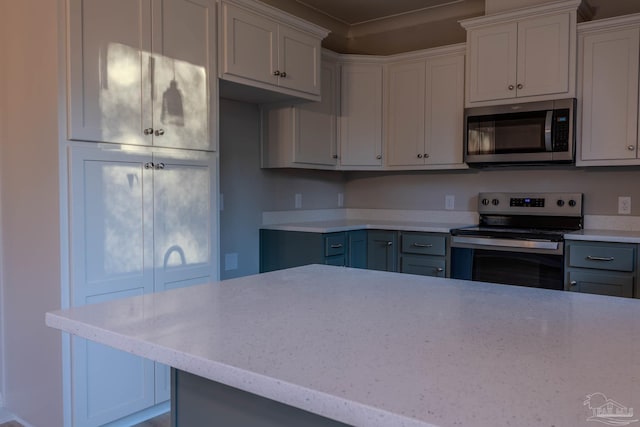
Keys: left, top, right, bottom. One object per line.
{"left": 564, "top": 240, "right": 636, "bottom": 298}
{"left": 367, "top": 230, "right": 398, "bottom": 272}
{"left": 260, "top": 229, "right": 367, "bottom": 272}
{"left": 400, "top": 232, "right": 448, "bottom": 278}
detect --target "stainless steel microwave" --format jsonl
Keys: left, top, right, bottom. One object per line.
{"left": 464, "top": 98, "right": 576, "bottom": 166}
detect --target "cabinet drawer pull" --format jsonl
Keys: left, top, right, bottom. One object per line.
{"left": 412, "top": 243, "right": 433, "bottom": 248}
{"left": 330, "top": 244, "right": 343, "bottom": 249}
{"left": 586, "top": 256, "right": 615, "bottom": 262}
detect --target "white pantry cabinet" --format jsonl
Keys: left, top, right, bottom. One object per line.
{"left": 386, "top": 46, "right": 466, "bottom": 169}
{"left": 68, "top": 143, "right": 218, "bottom": 427}
{"left": 219, "top": 0, "right": 328, "bottom": 101}
{"left": 261, "top": 53, "right": 339, "bottom": 168}
{"left": 461, "top": 0, "right": 582, "bottom": 106}
{"left": 67, "top": 0, "right": 217, "bottom": 151}
{"left": 339, "top": 61, "right": 384, "bottom": 168}
{"left": 577, "top": 15, "right": 640, "bottom": 166}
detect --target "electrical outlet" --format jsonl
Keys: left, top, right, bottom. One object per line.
{"left": 295, "top": 193, "right": 302, "bottom": 209}
{"left": 445, "top": 195, "right": 455, "bottom": 210}
{"left": 338, "top": 193, "right": 344, "bottom": 208}
{"left": 224, "top": 253, "right": 238, "bottom": 271}
{"left": 618, "top": 196, "right": 631, "bottom": 215}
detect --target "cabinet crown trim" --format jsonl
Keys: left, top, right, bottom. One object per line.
{"left": 221, "top": 0, "right": 330, "bottom": 38}
{"left": 578, "top": 12, "right": 640, "bottom": 32}
{"left": 460, "top": 0, "right": 583, "bottom": 29}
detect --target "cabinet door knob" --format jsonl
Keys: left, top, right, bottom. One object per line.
{"left": 332, "top": 154, "right": 338, "bottom": 159}
{"left": 155, "top": 129, "right": 165, "bottom": 136}
{"left": 144, "top": 162, "right": 154, "bottom": 169}
{"left": 435, "top": 267, "right": 444, "bottom": 273}
{"left": 424, "top": 153, "right": 429, "bottom": 158}
{"left": 386, "top": 241, "right": 393, "bottom": 246}
{"left": 273, "top": 70, "right": 281, "bottom": 76}
{"left": 508, "top": 85, "right": 515, "bottom": 91}
{"left": 570, "top": 280, "right": 577, "bottom": 287}
{"left": 628, "top": 145, "right": 636, "bottom": 151}
{"left": 517, "top": 83, "right": 524, "bottom": 90}
{"left": 280, "top": 71, "right": 287, "bottom": 78}
{"left": 376, "top": 154, "right": 382, "bottom": 160}
{"left": 417, "top": 154, "right": 423, "bottom": 158}
{"left": 155, "top": 162, "right": 165, "bottom": 170}
{"left": 143, "top": 128, "right": 154, "bottom": 135}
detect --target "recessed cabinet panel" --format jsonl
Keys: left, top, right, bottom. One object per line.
{"left": 517, "top": 14, "right": 570, "bottom": 98}
{"left": 387, "top": 61, "right": 426, "bottom": 166}
{"left": 279, "top": 25, "right": 320, "bottom": 95}
{"left": 222, "top": 3, "right": 278, "bottom": 86}
{"left": 152, "top": 0, "right": 214, "bottom": 150}
{"left": 567, "top": 270, "right": 634, "bottom": 298}
{"left": 68, "top": 0, "right": 151, "bottom": 145}
{"left": 339, "top": 63, "right": 383, "bottom": 167}
{"left": 579, "top": 27, "right": 640, "bottom": 162}
{"left": 467, "top": 22, "right": 518, "bottom": 103}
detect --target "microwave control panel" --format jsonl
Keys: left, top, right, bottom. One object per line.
{"left": 552, "top": 109, "right": 571, "bottom": 152}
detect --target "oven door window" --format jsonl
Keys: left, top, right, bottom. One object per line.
{"left": 467, "top": 110, "right": 549, "bottom": 155}
{"left": 453, "top": 248, "right": 564, "bottom": 291}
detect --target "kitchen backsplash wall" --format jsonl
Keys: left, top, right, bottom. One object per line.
{"left": 344, "top": 167, "right": 640, "bottom": 215}
{"left": 219, "top": 99, "right": 345, "bottom": 279}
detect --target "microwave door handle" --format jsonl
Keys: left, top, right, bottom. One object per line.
{"left": 544, "top": 110, "right": 553, "bottom": 151}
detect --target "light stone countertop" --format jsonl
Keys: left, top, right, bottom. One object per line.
{"left": 565, "top": 229, "right": 640, "bottom": 243}
{"left": 260, "top": 219, "right": 472, "bottom": 233}
{"left": 46, "top": 265, "right": 640, "bottom": 427}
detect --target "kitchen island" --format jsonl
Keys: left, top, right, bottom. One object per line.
{"left": 46, "top": 265, "right": 640, "bottom": 427}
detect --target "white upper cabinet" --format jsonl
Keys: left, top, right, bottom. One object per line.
{"left": 339, "top": 62, "right": 384, "bottom": 168}
{"left": 386, "top": 47, "right": 466, "bottom": 169}
{"left": 578, "top": 17, "right": 640, "bottom": 165}
{"left": 67, "top": 0, "right": 217, "bottom": 151}
{"left": 461, "top": 0, "right": 581, "bottom": 106}
{"left": 261, "top": 53, "right": 338, "bottom": 168}
{"left": 219, "top": 0, "right": 328, "bottom": 101}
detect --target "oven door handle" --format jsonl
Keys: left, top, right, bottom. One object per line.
{"left": 451, "top": 235, "right": 559, "bottom": 251}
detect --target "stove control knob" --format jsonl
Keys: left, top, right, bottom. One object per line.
{"left": 492, "top": 198, "right": 500, "bottom": 206}
{"left": 568, "top": 199, "right": 577, "bottom": 207}
{"left": 557, "top": 199, "right": 565, "bottom": 207}
{"left": 481, "top": 198, "right": 490, "bottom": 206}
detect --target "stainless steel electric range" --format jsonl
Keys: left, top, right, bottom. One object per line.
{"left": 450, "top": 192, "right": 583, "bottom": 290}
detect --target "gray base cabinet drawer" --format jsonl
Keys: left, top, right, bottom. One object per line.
{"left": 567, "top": 243, "right": 635, "bottom": 271}
{"left": 401, "top": 233, "right": 446, "bottom": 256}
{"left": 567, "top": 270, "right": 634, "bottom": 298}
{"left": 401, "top": 255, "right": 445, "bottom": 278}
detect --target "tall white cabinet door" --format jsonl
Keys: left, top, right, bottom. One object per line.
{"left": 425, "top": 54, "right": 465, "bottom": 166}
{"left": 278, "top": 25, "right": 321, "bottom": 95}
{"left": 516, "top": 14, "right": 570, "bottom": 98}
{"left": 386, "top": 61, "right": 426, "bottom": 166}
{"left": 467, "top": 22, "right": 518, "bottom": 103}
{"left": 295, "top": 60, "right": 337, "bottom": 166}
{"left": 339, "top": 63, "right": 384, "bottom": 167}
{"left": 152, "top": 151, "right": 218, "bottom": 402}
{"left": 68, "top": 0, "right": 152, "bottom": 146}
{"left": 580, "top": 28, "right": 640, "bottom": 162}
{"left": 151, "top": 0, "right": 215, "bottom": 151}
{"left": 69, "top": 146, "right": 155, "bottom": 427}
{"left": 221, "top": 2, "right": 278, "bottom": 86}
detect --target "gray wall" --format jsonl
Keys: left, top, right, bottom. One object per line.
{"left": 344, "top": 166, "right": 640, "bottom": 215}
{"left": 219, "top": 99, "right": 345, "bottom": 280}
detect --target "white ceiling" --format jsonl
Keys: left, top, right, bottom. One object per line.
{"left": 294, "top": 0, "right": 464, "bottom": 25}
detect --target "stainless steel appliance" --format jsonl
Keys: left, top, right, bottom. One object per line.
{"left": 450, "top": 192, "right": 583, "bottom": 290}
{"left": 464, "top": 98, "right": 576, "bottom": 166}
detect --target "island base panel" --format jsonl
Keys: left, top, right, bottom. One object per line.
{"left": 171, "top": 369, "right": 352, "bottom": 426}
